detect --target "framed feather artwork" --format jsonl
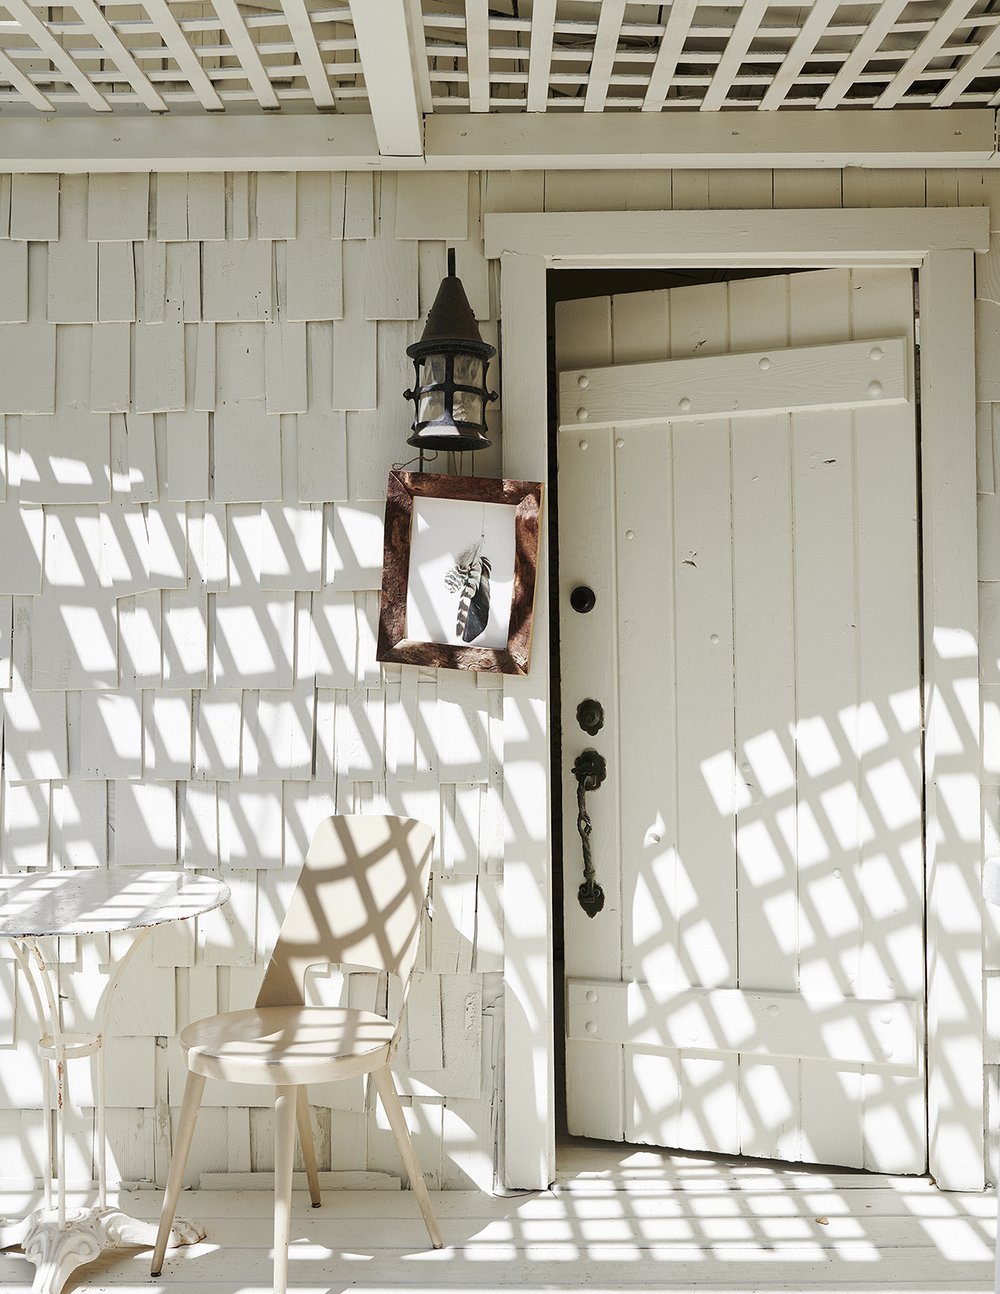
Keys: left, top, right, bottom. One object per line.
{"left": 377, "top": 470, "right": 543, "bottom": 674}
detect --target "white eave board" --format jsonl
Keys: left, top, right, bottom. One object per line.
{"left": 0, "top": 116, "right": 383, "bottom": 173}
{"left": 0, "top": 110, "right": 997, "bottom": 173}
{"left": 425, "top": 109, "right": 997, "bottom": 170}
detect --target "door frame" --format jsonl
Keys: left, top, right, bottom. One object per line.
{"left": 484, "top": 206, "right": 990, "bottom": 1194}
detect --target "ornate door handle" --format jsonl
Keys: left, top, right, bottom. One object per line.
{"left": 572, "top": 748, "right": 607, "bottom": 917}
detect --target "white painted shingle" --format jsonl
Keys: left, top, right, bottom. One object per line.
{"left": 19, "top": 412, "right": 111, "bottom": 503}
{"left": 88, "top": 174, "right": 149, "bottom": 243}
{"left": 213, "top": 405, "right": 282, "bottom": 503}
{"left": 0, "top": 324, "right": 55, "bottom": 413}
{"left": 97, "top": 241, "right": 137, "bottom": 323}
{"left": 134, "top": 322, "right": 186, "bottom": 411}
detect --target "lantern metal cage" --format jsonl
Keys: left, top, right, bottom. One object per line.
{"left": 404, "top": 249, "right": 498, "bottom": 453}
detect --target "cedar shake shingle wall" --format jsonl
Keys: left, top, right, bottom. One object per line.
{"left": 0, "top": 170, "right": 502, "bottom": 1191}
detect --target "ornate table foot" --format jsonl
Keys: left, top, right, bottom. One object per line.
{"left": 19, "top": 1206, "right": 205, "bottom": 1294}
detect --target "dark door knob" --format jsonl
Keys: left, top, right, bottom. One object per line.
{"left": 570, "top": 585, "right": 596, "bottom": 614}
{"left": 577, "top": 698, "right": 604, "bottom": 735}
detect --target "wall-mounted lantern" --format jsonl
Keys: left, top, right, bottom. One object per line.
{"left": 403, "top": 248, "right": 498, "bottom": 453}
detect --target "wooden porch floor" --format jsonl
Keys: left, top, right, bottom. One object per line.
{"left": 0, "top": 1141, "right": 994, "bottom": 1292}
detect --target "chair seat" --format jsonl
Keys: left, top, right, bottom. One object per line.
{"left": 180, "top": 1006, "right": 397, "bottom": 1086}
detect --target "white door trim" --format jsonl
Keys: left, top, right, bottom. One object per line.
{"left": 490, "top": 206, "right": 989, "bottom": 1193}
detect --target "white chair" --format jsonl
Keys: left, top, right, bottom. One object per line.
{"left": 150, "top": 814, "right": 443, "bottom": 1293}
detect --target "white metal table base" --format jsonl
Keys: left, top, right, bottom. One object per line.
{"left": 19, "top": 1205, "right": 203, "bottom": 1294}
{"left": 0, "top": 931, "right": 203, "bottom": 1293}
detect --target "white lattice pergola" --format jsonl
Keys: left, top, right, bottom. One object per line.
{"left": 2, "top": 2, "right": 1000, "bottom": 167}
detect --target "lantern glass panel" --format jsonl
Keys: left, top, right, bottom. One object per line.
{"left": 422, "top": 354, "right": 447, "bottom": 385}
{"left": 452, "top": 392, "right": 484, "bottom": 425}
{"left": 453, "top": 354, "right": 484, "bottom": 387}
{"left": 418, "top": 390, "right": 446, "bottom": 423}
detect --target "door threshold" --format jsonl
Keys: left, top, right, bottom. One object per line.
{"left": 555, "top": 1132, "right": 918, "bottom": 1183}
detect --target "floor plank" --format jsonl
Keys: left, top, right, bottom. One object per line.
{"left": 0, "top": 1147, "right": 992, "bottom": 1293}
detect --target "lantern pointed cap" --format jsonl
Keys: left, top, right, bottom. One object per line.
{"left": 407, "top": 249, "right": 496, "bottom": 358}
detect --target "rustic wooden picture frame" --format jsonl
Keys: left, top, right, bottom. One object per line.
{"left": 377, "top": 470, "right": 543, "bottom": 674}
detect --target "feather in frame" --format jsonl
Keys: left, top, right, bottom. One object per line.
{"left": 446, "top": 536, "right": 492, "bottom": 644}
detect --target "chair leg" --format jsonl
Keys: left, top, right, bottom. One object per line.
{"left": 151, "top": 1070, "right": 207, "bottom": 1276}
{"left": 273, "top": 1085, "right": 297, "bottom": 1294}
{"left": 296, "top": 1086, "right": 322, "bottom": 1208}
{"left": 371, "top": 1065, "right": 443, "bottom": 1249}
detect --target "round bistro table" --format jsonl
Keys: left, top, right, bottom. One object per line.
{"left": 0, "top": 868, "right": 230, "bottom": 1294}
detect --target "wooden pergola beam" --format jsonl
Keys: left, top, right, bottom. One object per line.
{"left": 425, "top": 109, "right": 997, "bottom": 170}
{"left": 0, "top": 109, "right": 994, "bottom": 173}
{"left": 349, "top": 0, "right": 422, "bottom": 156}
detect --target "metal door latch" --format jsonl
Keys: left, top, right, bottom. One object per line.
{"left": 576, "top": 698, "right": 604, "bottom": 735}
{"left": 572, "top": 748, "right": 606, "bottom": 917}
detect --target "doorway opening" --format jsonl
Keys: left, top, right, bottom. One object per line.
{"left": 546, "top": 267, "right": 786, "bottom": 1160}
{"left": 547, "top": 265, "right": 926, "bottom": 1177}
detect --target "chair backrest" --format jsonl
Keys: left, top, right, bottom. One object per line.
{"left": 256, "top": 814, "right": 434, "bottom": 1011}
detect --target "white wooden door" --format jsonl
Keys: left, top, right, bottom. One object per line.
{"left": 556, "top": 269, "right": 925, "bottom": 1173}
